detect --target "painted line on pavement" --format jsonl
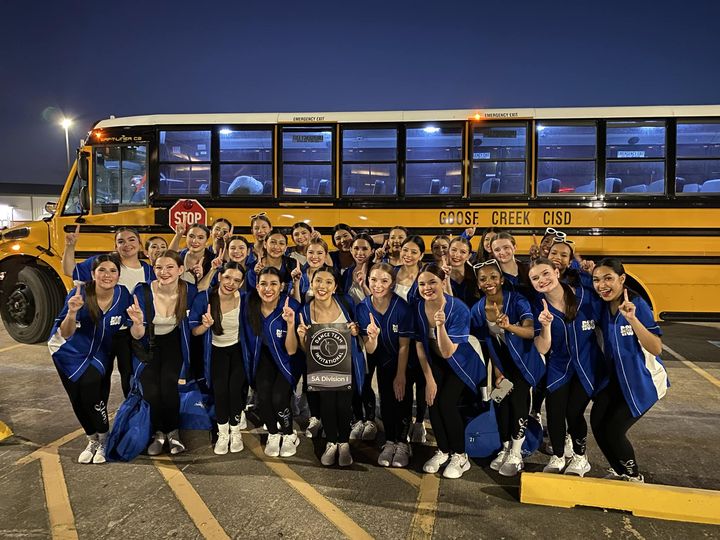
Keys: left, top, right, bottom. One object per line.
{"left": 663, "top": 345, "right": 720, "bottom": 390}
{"left": 16, "top": 428, "right": 85, "bottom": 466}
{"left": 39, "top": 448, "right": 79, "bottom": 540}
{"left": 0, "top": 343, "right": 27, "bottom": 353}
{"left": 407, "top": 472, "right": 440, "bottom": 540}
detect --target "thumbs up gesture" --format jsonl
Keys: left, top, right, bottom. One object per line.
{"left": 281, "top": 297, "right": 295, "bottom": 326}
{"left": 68, "top": 284, "right": 84, "bottom": 313}
{"left": 618, "top": 289, "right": 636, "bottom": 321}
{"left": 434, "top": 295, "right": 447, "bottom": 326}
{"left": 366, "top": 312, "right": 380, "bottom": 340}
{"left": 127, "top": 294, "right": 144, "bottom": 326}
{"left": 538, "top": 298, "right": 554, "bottom": 328}
{"left": 201, "top": 304, "right": 214, "bottom": 328}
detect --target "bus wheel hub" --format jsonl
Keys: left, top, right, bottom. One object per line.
{"left": 6, "top": 285, "right": 34, "bottom": 325}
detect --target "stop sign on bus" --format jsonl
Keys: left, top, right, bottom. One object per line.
{"left": 169, "top": 199, "right": 207, "bottom": 232}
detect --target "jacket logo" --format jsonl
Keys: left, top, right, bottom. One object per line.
{"left": 620, "top": 324, "right": 634, "bottom": 336}
{"left": 276, "top": 329, "right": 283, "bottom": 338}
{"left": 581, "top": 320, "right": 595, "bottom": 331}
{"left": 110, "top": 316, "right": 122, "bottom": 326}
{"left": 392, "top": 324, "right": 398, "bottom": 332}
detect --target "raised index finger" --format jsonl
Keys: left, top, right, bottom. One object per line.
{"left": 623, "top": 288, "right": 629, "bottom": 303}
{"left": 532, "top": 233, "right": 538, "bottom": 247}
{"left": 369, "top": 312, "right": 376, "bottom": 326}
{"left": 74, "top": 284, "right": 83, "bottom": 297}
{"left": 541, "top": 298, "right": 549, "bottom": 312}
{"left": 299, "top": 312, "right": 306, "bottom": 327}
{"left": 74, "top": 223, "right": 81, "bottom": 235}
{"left": 284, "top": 297, "right": 290, "bottom": 309}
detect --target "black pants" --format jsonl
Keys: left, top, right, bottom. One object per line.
{"left": 58, "top": 365, "right": 109, "bottom": 436}
{"left": 141, "top": 329, "right": 184, "bottom": 433}
{"left": 531, "top": 374, "right": 547, "bottom": 416}
{"left": 428, "top": 355, "right": 467, "bottom": 454}
{"left": 108, "top": 329, "right": 133, "bottom": 399}
{"left": 377, "top": 362, "right": 412, "bottom": 443}
{"left": 546, "top": 375, "right": 591, "bottom": 457}
{"left": 407, "top": 350, "right": 427, "bottom": 423}
{"left": 301, "top": 370, "right": 322, "bottom": 418}
{"left": 319, "top": 390, "right": 353, "bottom": 443}
{"left": 211, "top": 344, "right": 247, "bottom": 425}
{"left": 255, "top": 346, "right": 293, "bottom": 435}
{"left": 494, "top": 341, "right": 531, "bottom": 442}
{"left": 590, "top": 377, "right": 643, "bottom": 476}
{"left": 352, "top": 363, "right": 376, "bottom": 422}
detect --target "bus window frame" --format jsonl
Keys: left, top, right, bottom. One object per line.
{"left": 469, "top": 120, "right": 530, "bottom": 199}
{"left": 339, "top": 123, "right": 400, "bottom": 199}
{"left": 156, "top": 127, "right": 213, "bottom": 200}
{"left": 278, "top": 124, "right": 337, "bottom": 201}
{"left": 675, "top": 117, "right": 720, "bottom": 197}
{"left": 217, "top": 124, "right": 275, "bottom": 199}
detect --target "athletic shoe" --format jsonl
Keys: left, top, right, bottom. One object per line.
{"left": 147, "top": 431, "right": 166, "bottom": 456}
{"left": 321, "top": 442, "right": 338, "bottom": 466}
{"left": 391, "top": 442, "right": 411, "bottom": 468}
{"left": 349, "top": 421, "right": 364, "bottom": 440}
{"left": 603, "top": 467, "right": 622, "bottom": 479}
{"left": 238, "top": 411, "right": 248, "bottom": 430}
{"left": 280, "top": 433, "right": 300, "bottom": 457}
{"left": 215, "top": 424, "right": 230, "bottom": 455}
{"left": 490, "top": 447, "right": 509, "bottom": 471}
{"left": 92, "top": 441, "right": 107, "bottom": 464}
{"left": 305, "top": 417, "right": 323, "bottom": 439}
{"left": 564, "top": 434, "right": 573, "bottom": 459}
{"left": 78, "top": 436, "right": 99, "bottom": 464}
{"left": 377, "top": 442, "right": 396, "bottom": 467}
{"left": 621, "top": 473, "right": 645, "bottom": 483}
{"left": 361, "top": 421, "right": 378, "bottom": 441}
{"left": 410, "top": 422, "right": 427, "bottom": 444}
{"left": 564, "top": 454, "right": 591, "bottom": 477}
{"left": 499, "top": 451, "right": 523, "bottom": 477}
{"left": 543, "top": 455, "right": 566, "bottom": 473}
{"left": 264, "top": 433, "right": 282, "bottom": 457}
{"left": 423, "top": 450, "right": 450, "bottom": 473}
{"left": 443, "top": 453, "right": 471, "bottom": 479}
{"left": 229, "top": 425, "right": 244, "bottom": 453}
{"left": 167, "top": 430, "right": 185, "bottom": 455}
{"left": 338, "top": 442, "right": 353, "bottom": 467}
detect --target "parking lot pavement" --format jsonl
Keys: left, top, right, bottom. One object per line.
{"left": 0, "top": 322, "right": 719, "bottom": 539}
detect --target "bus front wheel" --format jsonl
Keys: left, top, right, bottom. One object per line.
{"left": 1, "top": 266, "right": 64, "bottom": 344}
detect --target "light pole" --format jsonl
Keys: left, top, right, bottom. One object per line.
{"left": 60, "top": 118, "right": 72, "bottom": 170}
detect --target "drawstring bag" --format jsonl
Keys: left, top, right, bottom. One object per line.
{"left": 521, "top": 414, "right": 543, "bottom": 458}
{"left": 106, "top": 364, "right": 152, "bottom": 462}
{"left": 178, "top": 379, "right": 213, "bottom": 430}
{"left": 464, "top": 399, "right": 502, "bottom": 458}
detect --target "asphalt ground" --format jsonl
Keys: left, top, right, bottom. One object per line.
{"left": 0, "top": 321, "right": 718, "bottom": 539}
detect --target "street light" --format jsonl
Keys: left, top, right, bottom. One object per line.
{"left": 60, "top": 118, "right": 73, "bottom": 170}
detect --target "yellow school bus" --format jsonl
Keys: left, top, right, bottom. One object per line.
{"left": 1, "top": 106, "right": 719, "bottom": 342}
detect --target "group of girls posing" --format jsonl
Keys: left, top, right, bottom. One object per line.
{"left": 52, "top": 218, "right": 667, "bottom": 483}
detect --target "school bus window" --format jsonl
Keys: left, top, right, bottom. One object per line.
{"left": 220, "top": 129, "right": 273, "bottom": 197}
{"left": 93, "top": 145, "right": 148, "bottom": 212}
{"left": 536, "top": 123, "right": 596, "bottom": 195}
{"left": 471, "top": 124, "right": 526, "bottom": 195}
{"left": 61, "top": 174, "right": 85, "bottom": 216}
{"left": 281, "top": 128, "right": 334, "bottom": 197}
{"left": 676, "top": 122, "right": 720, "bottom": 194}
{"left": 342, "top": 128, "right": 398, "bottom": 196}
{"left": 158, "top": 131, "right": 211, "bottom": 196}
{"left": 405, "top": 126, "right": 462, "bottom": 196}
{"left": 606, "top": 121, "right": 665, "bottom": 194}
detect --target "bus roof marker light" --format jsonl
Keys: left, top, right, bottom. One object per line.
{"left": 219, "top": 128, "right": 232, "bottom": 135}
{"left": 474, "top": 113, "right": 481, "bottom": 121}
{"left": 423, "top": 126, "right": 440, "bottom": 134}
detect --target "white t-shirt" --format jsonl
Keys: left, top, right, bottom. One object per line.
{"left": 212, "top": 306, "right": 240, "bottom": 347}
{"left": 119, "top": 264, "right": 146, "bottom": 293}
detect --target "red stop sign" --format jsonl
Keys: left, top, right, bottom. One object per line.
{"left": 169, "top": 199, "right": 207, "bottom": 232}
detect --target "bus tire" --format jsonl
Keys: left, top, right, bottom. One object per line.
{"left": 1, "top": 266, "right": 64, "bottom": 344}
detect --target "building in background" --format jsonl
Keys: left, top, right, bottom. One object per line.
{"left": 0, "top": 183, "right": 62, "bottom": 228}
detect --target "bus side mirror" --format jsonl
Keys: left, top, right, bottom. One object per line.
{"left": 79, "top": 185, "right": 90, "bottom": 213}
{"left": 44, "top": 201, "right": 57, "bottom": 215}
{"left": 77, "top": 151, "right": 89, "bottom": 181}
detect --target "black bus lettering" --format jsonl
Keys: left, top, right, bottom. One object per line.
{"left": 543, "top": 211, "right": 572, "bottom": 226}
{"left": 491, "top": 210, "right": 529, "bottom": 226}
{"left": 439, "top": 211, "right": 479, "bottom": 226}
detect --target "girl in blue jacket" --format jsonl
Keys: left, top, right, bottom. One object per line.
{"left": 530, "top": 257, "right": 605, "bottom": 477}
{"left": 591, "top": 258, "right": 668, "bottom": 482}
{"left": 48, "top": 254, "right": 132, "bottom": 464}
{"left": 242, "top": 267, "right": 301, "bottom": 459}
{"left": 190, "top": 262, "right": 248, "bottom": 455}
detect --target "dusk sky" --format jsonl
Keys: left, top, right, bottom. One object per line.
{"left": 1, "top": 0, "right": 719, "bottom": 185}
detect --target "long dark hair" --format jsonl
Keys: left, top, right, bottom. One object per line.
{"left": 155, "top": 250, "right": 188, "bottom": 322}
{"left": 418, "top": 262, "right": 446, "bottom": 282}
{"left": 449, "top": 236, "right": 480, "bottom": 300}
{"left": 209, "top": 261, "right": 246, "bottom": 336}
{"left": 247, "top": 266, "right": 282, "bottom": 336}
{"left": 476, "top": 227, "right": 501, "bottom": 262}
{"left": 531, "top": 257, "right": 577, "bottom": 322}
{"left": 593, "top": 257, "right": 640, "bottom": 302}
{"left": 85, "top": 254, "right": 121, "bottom": 324}
{"left": 402, "top": 236, "right": 426, "bottom": 274}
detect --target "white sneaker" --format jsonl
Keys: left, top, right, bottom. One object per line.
{"left": 321, "top": 442, "right": 338, "bottom": 466}
{"left": 361, "top": 421, "right": 378, "bottom": 441}
{"left": 543, "top": 455, "right": 566, "bottom": 473}
{"left": 147, "top": 431, "right": 166, "bottom": 456}
{"left": 490, "top": 447, "right": 509, "bottom": 471}
{"left": 349, "top": 421, "right": 364, "bottom": 440}
{"left": 564, "top": 434, "right": 573, "bottom": 458}
{"left": 621, "top": 473, "right": 645, "bottom": 483}
{"left": 214, "top": 423, "right": 230, "bottom": 455}
{"left": 423, "top": 450, "right": 450, "bottom": 473}
{"left": 264, "top": 433, "right": 282, "bottom": 457}
{"left": 564, "top": 454, "right": 591, "bottom": 477}
{"left": 305, "top": 417, "right": 323, "bottom": 439}
{"left": 280, "top": 433, "right": 300, "bottom": 457}
{"left": 443, "top": 453, "right": 471, "bottom": 479}
{"left": 229, "top": 425, "right": 244, "bottom": 453}
{"left": 377, "top": 442, "right": 396, "bottom": 467}
{"left": 78, "top": 436, "right": 99, "bottom": 464}
{"left": 603, "top": 467, "right": 622, "bottom": 480}
{"left": 391, "top": 442, "right": 412, "bottom": 468}
{"left": 93, "top": 440, "right": 107, "bottom": 464}
{"left": 499, "top": 451, "right": 523, "bottom": 477}
{"left": 168, "top": 430, "right": 185, "bottom": 455}
{"left": 410, "top": 422, "right": 427, "bottom": 443}
{"left": 338, "top": 442, "right": 353, "bottom": 467}
{"left": 238, "top": 411, "right": 247, "bottom": 430}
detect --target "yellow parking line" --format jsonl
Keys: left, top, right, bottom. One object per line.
{"left": 0, "top": 343, "right": 26, "bottom": 353}
{"left": 39, "top": 448, "right": 79, "bottom": 540}
{"left": 245, "top": 434, "right": 373, "bottom": 540}
{"left": 16, "top": 428, "right": 85, "bottom": 466}
{"left": 153, "top": 456, "right": 230, "bottom": 540}
{"left": 406, "top": 472, "right": 440, "bottom": 540}
{"left": 663, "top": 345, "right": 720, "bottom": 390}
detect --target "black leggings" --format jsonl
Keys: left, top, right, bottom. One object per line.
{"left": 211, "top": 344, "right": 247, "bottom": 426}
{"left": 494, "top": 342, "right": 531, "bottom": 442}
{"left": 428, "top": 355, "right": 467, "bottom": 454}
{"left": 58, "top": 365, "right": 109, "bottom": 436}
{"left": 407, "top": 351, "right": 427, "bottom": 423}
{"left": 320, "top": 390, "right": 353, "bottom": 443}
{"left": 255, "top": 346, "right": 293, "bottom": 435}
{"left": 590, "top": 377, "right": 643, "bottom": 476}
{"left": 141, "top": 329, "right": 184, "bottom": 433}
{"left": 545, "top": 375, "right": 591, "bottom": 458}
{"left": 352, "top": 363, "right": 376, "bottom": 422}
{"left": 377, "top": 362, "right": 412, "bottom": 443}
{"left": 301, "top": 369, "right": 322, "bottom": 419}
{"left": 108, "top": 329, "right": 133, "bottom": 399}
